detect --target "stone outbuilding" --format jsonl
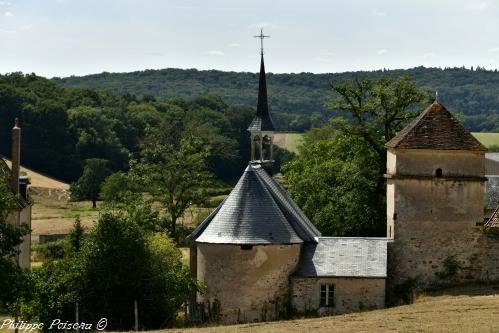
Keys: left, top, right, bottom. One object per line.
{"left": 291, "top": 237, "right": 387, "bottom": 315}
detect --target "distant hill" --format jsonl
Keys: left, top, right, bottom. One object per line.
{"left": 54, "top": 66, "right": 499, "bottom": 132}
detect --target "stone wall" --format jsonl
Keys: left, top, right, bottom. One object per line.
{"left": 7, "top": 205, "right": 31, "bottom": 269}
{"left": 196, "top": 243, "right": 301, "bottom": 323}
{"left": 291, "top": 277, "right": 385, "bottom": 315}
{"left": 387, "top": 149, "right": 485, "bottom": 177}
{"left": 386, "top": 148, "right": 499, "bottom": 289}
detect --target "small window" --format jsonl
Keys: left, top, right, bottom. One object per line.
{"left": 320, "top": 284, "right": 335, "bottom": 307}
{"left": 436, "top": 168, "right": 443, "bottom": 177}
{"left": 240, "top": 244, "right": 253, "bottom": 250}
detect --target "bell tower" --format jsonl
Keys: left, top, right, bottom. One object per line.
{"left": 248, "top": 29, "right": 275, "bottom": 172}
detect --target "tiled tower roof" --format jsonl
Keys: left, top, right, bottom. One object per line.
{"left": 386, "top": 102, "right": 486, "bottom": 151}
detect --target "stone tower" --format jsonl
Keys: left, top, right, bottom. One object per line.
{"left": 385, "top": 102, "right": 487, "bottom": 286}
{"left": 186, "top": 44, "right": 320, "bottom": 323}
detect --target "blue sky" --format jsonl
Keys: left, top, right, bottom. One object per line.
{"left": 1, "top": 0, "right": 499, "bottom": 77}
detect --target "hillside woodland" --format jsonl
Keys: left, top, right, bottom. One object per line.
{"left": 0, "top": 73, "right": 293, "bottom": 184}
{"left": 55, "top": 66, "right": 499, "bottom": 132}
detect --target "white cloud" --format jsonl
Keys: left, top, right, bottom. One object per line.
{"left": 368, "top": 9, "right": 386, "bottom": 17}
{"left": 228, "top": 43, "right": 240, "bottom": 47}
{"left": 423, "top": 52, "right": 435, "bottom": 59}
{"left": 319, "top": 52, "right": 335, "bottom": 56}
{"left": 203, "top": 50, "right": 226, "bottom": 56}
{"left": 248, "top": 22, "right": 280, "bottom": 30}
{"left": 377, "top": 49, "right": 387, "bottom": 55}
{"left": 489, "top": 47, "right": 499, "bottom": 52}
{"left": 0, "top": 1, "right": 12, "bottom": 6}
{"left": 4, "top": 11, "right": 13, "bottom": 17}
{"left": 0, "top": 28, "right": 15, "bottom": 34}
{"left": 467, "top": 2, "right": 488, "bottom": 10}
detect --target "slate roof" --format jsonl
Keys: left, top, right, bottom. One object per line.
{"left": 188, "top": 163, "right": 320, "bottom": 245}
{"left": 386, "top": 102, "right": 486, "bottom": 151}
{"left": 485, "top": 204, "right": 499, "bottom": 228}
{"left": 486, "top": 153, "right": 499, "bottom": 175}
{"left": 293, "top": 237, "right": 388, "bottom": 278}
{"left": 486, "top": 176, "right": 499, "bottom": 209}
{"left": 247, "top": 55, "right": 275, "bottom": 132}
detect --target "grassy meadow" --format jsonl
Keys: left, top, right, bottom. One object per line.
{"left": 161, "top": 284, "right": 499, "bottom": 333}
{"left": 273, "top": 132, "right": 499, "bottom": 153}
{"left": 472, "top": 132, "right": 499, "bottom": 150}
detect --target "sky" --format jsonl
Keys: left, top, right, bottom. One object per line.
{"left": 1, "top": 0, "right": 499, "bottom": 78}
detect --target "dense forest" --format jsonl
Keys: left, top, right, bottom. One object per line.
{"left": 0, "top": 73, "right": 292, "bottom": 183}
{"left": 54, "top": 66, "right": 499, "bottom": 132}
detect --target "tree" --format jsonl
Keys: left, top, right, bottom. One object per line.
{"left": 22, "top": 206, "right": 198, "bottom": 331}
{"left": 71, "top": 158, "right": 112, "bottom": 208}
{"left": 283, "top": 76, "right": 427, "bottom": 237}
{"left": 283, "top": 131, "right": 385, "bottom": 236}
{"left": 100, "top": 171, "right": 135, "bottom": 203}
{"left": 327, "top": 76, "right": 427, "bottom": 196}
{"left": 130, "top": 137, "right": 213, "bottom": 235}
{"left": 0, "top": 174, "right": 29, "bottom": 310}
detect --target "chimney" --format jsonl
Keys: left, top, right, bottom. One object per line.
{"left": 11, "top": 118, "right": 20, "bottom": 194}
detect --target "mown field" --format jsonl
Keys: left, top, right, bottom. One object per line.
{"left": 273, "top": 132, "right": 499, "bottom": 153}
{"left": 161, "top": 284, "right": 499, "bottom": 333}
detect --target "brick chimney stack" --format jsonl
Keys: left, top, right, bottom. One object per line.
{"left": 11, "top": 118, "right": 20, "bottom": 194}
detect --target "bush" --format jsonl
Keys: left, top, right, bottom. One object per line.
{"left": 35, "top": 240, "right": 68, "bottom": 261}
{"left": 22, "top": 207, "right": 200, "bottom": 331}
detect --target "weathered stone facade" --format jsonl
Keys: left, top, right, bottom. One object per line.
{"left": 196, "top": 243, "right": 301, "bottom": 323}
{"left": 291, "top": 277, "right": 385, "bottom": 315}
{"left": 386, "top": 147, "right": 497, "bottom": 287}
{"left": 7, "top": 205, "right": 32, "bottom": 269}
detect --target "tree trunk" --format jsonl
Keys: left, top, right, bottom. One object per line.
{"left": 92, "top": 199, "right": 97, "bottom": 208}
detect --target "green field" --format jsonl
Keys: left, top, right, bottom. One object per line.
{"left": 273, "top": 133, "right": 304, "bottom": 154}
{"left": 472, "top": 132, "right": 499, "bottom": 150}
{"left": 274, "top": 132, "right": 499, "bottom": 153}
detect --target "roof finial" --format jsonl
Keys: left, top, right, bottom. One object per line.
{"left": 14, "top": 117, "right": 19, "bottom": 128}
{"left": 253, "top": 28, "right": 270, "bottom": 56}
{"left": 435, "top": 90, "right": 439, "bottom": 103}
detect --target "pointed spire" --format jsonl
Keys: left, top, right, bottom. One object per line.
{"left": 256, "top": 54, "right": 269, "bottom": 118}
{"left": 247, "top": 49, "right": 275, "bottom": 132}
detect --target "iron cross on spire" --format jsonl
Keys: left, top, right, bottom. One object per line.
{"left": 254, "top": 28, "right": 270, "bottom": 55}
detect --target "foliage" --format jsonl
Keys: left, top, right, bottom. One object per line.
{"left": 130, "top": 137, "right": 214, "bottom": 235}
{"left": 35, "top": 240, "right": 68, "bottom": 261}
{"left": 0, "top": 173, "right": 29, "bottom": 310}
{"left": 283, "top": 131, "right": 385, "bottom": 236}
{"left": 54, "top": 66, "right": 499, "bottom": 132}
{"left": 284, "top": 76, "right": 425, "bottom": 236}
{"left": 22, "top": 205, "right": 199, "bottom": 331}
{"left": 68, "top": 217, "right": 85, "bottom": 252}
{"left": 70, "top": 158, "right": 112, "bottom": 207}
{"left": 100, "top": 171, "right": 135, "bottom": 203}
{"left": 435, "top": 256, "right": 462, "bottom": 280}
